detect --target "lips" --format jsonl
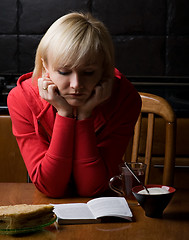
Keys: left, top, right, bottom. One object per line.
{"left": 66, "top": 93, "right": 86, "bottom": 99}
{"left": 69, "top": 93, "right": 83, "bottom": 96}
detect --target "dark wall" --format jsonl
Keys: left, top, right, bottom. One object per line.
{"left": 0, "top": 0, "right": 189, "bottom": 76}
{"left": 0, "top": 0, "right": 189, "bottom": 114}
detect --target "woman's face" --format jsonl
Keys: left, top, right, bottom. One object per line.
{"left": 45, "top": 58, "right": 103, "bottom": 107}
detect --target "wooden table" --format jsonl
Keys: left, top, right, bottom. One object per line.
{"left": 0, "top": 183, "right": 188, "bottom": 240}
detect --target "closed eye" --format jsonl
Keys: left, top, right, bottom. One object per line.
{"left": 58, "top": 70, "right": 71, "bottom": 76}
{"left": 84, "top": 71, "right": 95, "bottom": 76}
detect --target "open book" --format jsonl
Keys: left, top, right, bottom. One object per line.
{"left": 52, "top": 197, "right": 133, "bottom": 224}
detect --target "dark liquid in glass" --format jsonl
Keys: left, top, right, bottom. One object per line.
{"left": 122, "top": 170, "right": 145, "bottom": 200}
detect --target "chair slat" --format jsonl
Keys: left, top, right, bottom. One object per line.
{"left": 163, "top": 122, "right": 176, "bottom": 185}
{"left": 144, "top": 113, "right": 154, "bottom": 184}
{"left": 131, "top": 113, "right": 142, "bottom": 162}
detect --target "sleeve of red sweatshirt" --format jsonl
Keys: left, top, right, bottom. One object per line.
{"left": 74, "top": 118, "right": 108, "bottom": 196}
{"left": 73, "top": 117, "right": 138, "bottom": 197}
{"left": 7, "top": 89, "right": 76, "bottom": 198}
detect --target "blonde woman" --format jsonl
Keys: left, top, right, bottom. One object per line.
{"left": 8, "top": 12, "right": 141, "bottom": 198}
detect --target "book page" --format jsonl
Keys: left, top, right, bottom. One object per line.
{"left": 52, "top": 203, "right": 96, "bottom": 220}
{"left": 87, "top": 197, "right": 133, "bottom": 220}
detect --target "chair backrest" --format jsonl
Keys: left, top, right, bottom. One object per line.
{"left": 0, "top": 115, "right": 27, "bottom": 182}
{"left": 125, "top": 92, "right": 176, "bottom": 186}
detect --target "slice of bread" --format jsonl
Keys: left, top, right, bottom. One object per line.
{"left": 0, "top": 204, "right": 55, "bottom": 229}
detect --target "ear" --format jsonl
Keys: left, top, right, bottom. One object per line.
{"left": 41, "top": 58, "right": 49, "bottom": 76}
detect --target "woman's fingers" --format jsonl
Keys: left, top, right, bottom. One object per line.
{"left": 38, "top": 77, "right": 57, "bottom": 99}
{"left": 38, "top": 77, "right": 73, "bottom": 116}
{"left": 95, "top": 78, "right": 112, "bottom": 103}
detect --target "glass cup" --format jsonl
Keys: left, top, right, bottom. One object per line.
{"left": 109, "top": 162, "right": 146, "bottom": 203}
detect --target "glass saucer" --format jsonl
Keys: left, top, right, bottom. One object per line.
{"left": 0, "top": 216, "right": 57, "bottom": 235}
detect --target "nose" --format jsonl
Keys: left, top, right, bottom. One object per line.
{"left": 70, "top": 72, "right": 82, "bottom": 91}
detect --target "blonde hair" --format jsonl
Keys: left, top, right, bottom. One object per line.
{"left": 33, "top": 12, "right": 114, "bottom": 81}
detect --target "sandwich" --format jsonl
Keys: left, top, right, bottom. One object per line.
{"left": 0, "top": 204, "right": 55, "bottom": 230}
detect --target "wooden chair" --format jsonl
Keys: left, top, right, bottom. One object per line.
{"left": 125, "top": 92, "right": 176, "bottom": 186}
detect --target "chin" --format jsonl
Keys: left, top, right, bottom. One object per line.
{"left": 66, "top": 99, "right": 86, "bottom": 107}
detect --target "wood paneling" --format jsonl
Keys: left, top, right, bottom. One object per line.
{"left": 0, "top": 115, "right": 27, "bottom": 182}
{"left": 138, "top": 118, "right": 189, "bottom": 157}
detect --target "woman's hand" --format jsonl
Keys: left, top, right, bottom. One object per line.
{"left": 77, "top": 77, "right": 113, "bottom": 120}
{"left": 38, "top": 75, "right": 73, "bottom": 118}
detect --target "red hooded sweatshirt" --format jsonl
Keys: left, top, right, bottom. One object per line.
{"left": 7, "top": 69, "right": 141, "bottom": 198}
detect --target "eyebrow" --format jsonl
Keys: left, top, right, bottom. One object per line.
{"left": 57, "top": 64, "right": 98, "bottom": 70}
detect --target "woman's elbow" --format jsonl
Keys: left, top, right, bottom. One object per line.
{"left": 34, "top": 182, "right": 67, "bottom": 198}
{"left": 76, "top": 183, "right": 108, "bottom": 197}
